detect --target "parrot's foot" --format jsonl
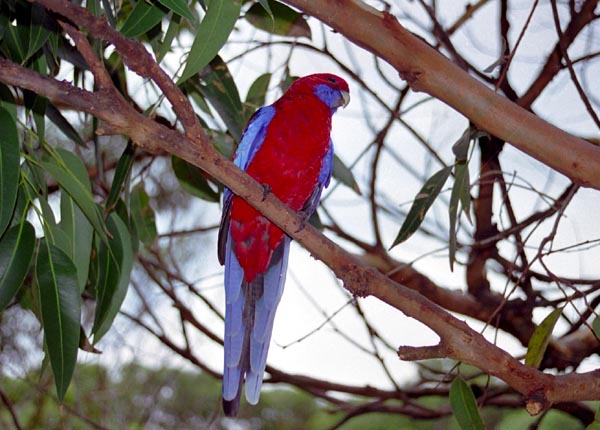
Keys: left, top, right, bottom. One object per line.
{"left": 261, "top": 184, "right": 272, "bottom": 201}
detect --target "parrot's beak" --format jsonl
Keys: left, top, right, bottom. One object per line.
{"left": 332, "top": 90, "right": 350, "bottom": 109}
{"left": 339, "top": 90, "right": 350, "bottom": 108}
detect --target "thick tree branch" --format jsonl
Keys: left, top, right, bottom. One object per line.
{"left": 282, "top": 0, "right": 600, "bottom": 190}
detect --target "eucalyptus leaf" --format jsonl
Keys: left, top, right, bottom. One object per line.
{"left": 105, "top": 142, "right": 135, "bottom": 214}
{"left": 158, "top": 0, "right": 194, "bottom": 21}
{"left": 450, "top": 377, "right": 485, "bottom": 430}
{"left": 178, "top": 0, "right": 242, "bottom": 83}
{"left": 36, "top": 240, "right": 81, "bottom": 401}
{"left": 525, "top": 308, "right": 562, "bottom": 368}
{"left": 390, "top": 166, "right": 452, "bottom": 249}
{"left": 0, "top": 221, "right": 35, "bottom": 311}
{"left": 246, "top": 0, "right": 311, "bottom": 38}
{"left": 245, "top": 72, "right": 271, "bottom": 116}
{"left": 449, "top": 161, "right": 471, "bottom": 270}
{"left": 40, "top": 149, "right": 108, "bottom": 243}
{"left": 60, "top": 193, "right": 93, "bottom": 293}
{"left": 172, "top": 155, "right": 219, "bottom": 202}
{"left": 333, "top": 154, "right": 361, "bottom": 195}
{"left": 130, "top": 184, "right": 157, "bottom": 246}
{"left": 92, "top": 212, "right": 133, "bottom": 342}
{"left": 120, "top": 0, "right": 167, "bottom": 38}
{"left": 197, "top": 57, "right": 245, "bottom": 142}
{"left": 0, "top": 106, "right": 20, "bottom": 237}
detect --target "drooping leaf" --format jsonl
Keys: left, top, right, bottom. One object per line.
{"left": 525, "top": 308, "right": 562, "bottom": 368}
{"left": 156, "top": 12, "right": 181, "bottom": 63}
{"left": 246, "top": 0, "right": 311, "bottom": 38}
{"left": 0, "top": 106, "right": 20, "bottom": 237}
{"left": 60, "top": 192, "right": 93, "bottom": 293}
{"left": 244, "top": 72, "right": 271, "bottom": 118}
{"left": 0, "top": 83, "right": 18, "bottom": 121}
{"left": 26, "top": 3, "right": 52, "bottom": 63}
{"left": 172, "top": 155, "right": 219, "bottom": 202}
{"left": 92, "top": 212, "right": 133, "bottom": 342}
{"left": 120, "top": 0, "right": 167, "bottom": 38}
{"left": 450, "top": 377, "right": 485, "bottom": 430}
{"left": 130, "top": 183, "right": 157, "bottom": 246}
{"left": 24, "top": 89, "right": 47, "bottom": 144}
{"left": 333, "top": 154, "right": 361, "bottom": 196}
{"left": 197, "top": 57, "right": 245, "bottom": 141}
{"left": 390, "top": 165, "right": 452, "bottom": 249}
{"left": 36, "top": 240, "right": 81, "bottom": 401}
{"left": 449, "top": 161, "right": 471, "bottom": 270}
{"left": 178, "top": 0, "right": 242, "bottom": 83}
{"left": 452, "top": 127, "right": 471, "bottom": 162}
{"left": 158, "top": 0, "right": 194, "bottom": 21}
{"left": 0, "top": 221, "right": 35, "bottom": 311}
{"left": 105, "top": 142, "right": 136, "bottom": 214}
{"left": 40, "top": 149, "right": 108, "bottom": 243}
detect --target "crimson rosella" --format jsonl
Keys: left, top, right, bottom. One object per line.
{"left": 217, "top": 73, "right": 350, "bottom": 416}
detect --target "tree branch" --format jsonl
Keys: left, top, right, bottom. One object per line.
{"left": 282, "top": 0, "right": 600, "bottom": 190}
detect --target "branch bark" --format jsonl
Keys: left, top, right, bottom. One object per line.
{"left": 0, "top": 0, "right": 598, "bottom": 414}
{"left": 282, "top": 0, "right": 600, "bottom": 190}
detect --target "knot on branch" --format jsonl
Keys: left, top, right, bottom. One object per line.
{"left": 525, "top": 390, "right": 549, "bottom": 416}
{"left": 341, "top": 265, "right": 377, "bottom": 298}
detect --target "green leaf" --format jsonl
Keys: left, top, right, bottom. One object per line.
{"left": 60, "top": 193, "right": 93, "bottom": 293}
{"left": 244, "top": 72, "right": 271, "bottom": 117}
{"left": 0, "top": 83, "right": 18, "bottom": 121}
{"left": 120, "top": 0, "right": 167, "bottom": 38}
{"left": 178, "top": 0, "right": 242, "bottom": 83}
{"left": 156, "top": 12, "right": 181, "bottom": 63}
{"left": 158, "top": 0, "right": 194, "bottom": 21}
{"left": 450, "top": 377, "right": 485, "bottom": 430}
{"left": 105, "top": 142, "right": 136, "bottom": 214}
{"left": 246, "top": 0, "right": 311, "bottom": 38}
{"left": 40, "top": 149, "right": 108, "bottom": 243}
{"left": 333, "top": 154, "right": 361, "bottom": 195}
{"left": 0, "top": 106, "right": 20, "bottom": 237}
{"left": 449, "top": 161, "right": 471, "bottom": 270}
{"left": 525, "top": 308, "right": 562, "bottom": 368}
{"left": 130, "top": 183, "right": 157, "bottom": 246}
{"left": 390, "top": 166, "right": 452, "bottom": 249}
{"left": 452, "top": 127, "right": 471, "bottom": 161}
{"left": 36, "top": 240, "right": 81, "bottom": 401}
{"left": 92, "top": 212, "right": 133, "bottom": 342}
{"left": 172, "top": 155, "right": 219, "bottom": 202}
{"left": 26, "top": 4, "right": 51, "bottom": 63}
{"left": 196, "top": 57, "right": 245, "bottom": 141}
{"left": 0, "top": 221, "right": 35, "bottom": 312}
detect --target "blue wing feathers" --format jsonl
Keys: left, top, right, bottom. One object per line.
{"left": 234, "top": 106, "right": 276, "bottom": 170}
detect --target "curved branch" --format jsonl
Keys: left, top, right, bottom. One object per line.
{"left": 282, "top": 0, "right": 600, "bottom": 190}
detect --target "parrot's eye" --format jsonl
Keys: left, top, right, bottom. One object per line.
{"left": 327, "top": 77, "right": 337, "bottom": 84}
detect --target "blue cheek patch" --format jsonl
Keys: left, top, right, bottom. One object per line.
{"left": 314, "top": 84, "right": 342, "bottom": 110}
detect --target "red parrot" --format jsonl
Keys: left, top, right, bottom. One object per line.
{"left": 217, "top": 73, "right": 350, "bottom": 416}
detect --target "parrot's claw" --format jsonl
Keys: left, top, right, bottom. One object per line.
{"left": 261, "top": 184, "right": 272, "bottom": 201}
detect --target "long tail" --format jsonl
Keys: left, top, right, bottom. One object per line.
{"left": 222, "top": 236, "right": 291, "bottom": 416}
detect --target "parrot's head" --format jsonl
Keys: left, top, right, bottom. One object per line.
{"left": 288, "top": 73, "right": 350, "bottom": 112}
